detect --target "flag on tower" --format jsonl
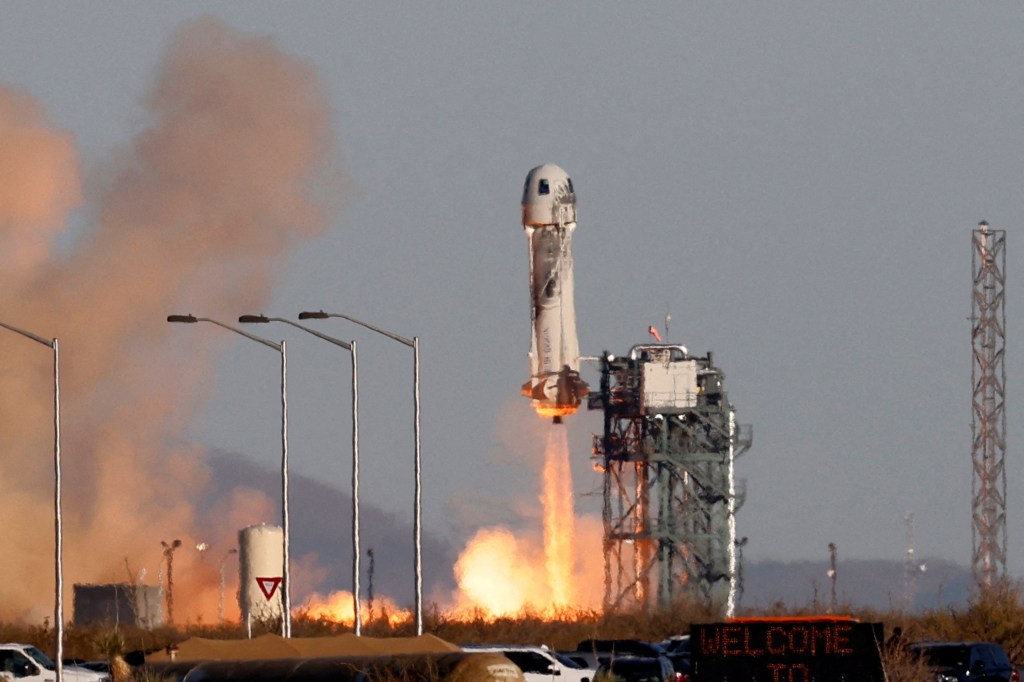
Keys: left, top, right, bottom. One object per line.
{"left": 648, "top": 325, "right": 662, "bottom": 342}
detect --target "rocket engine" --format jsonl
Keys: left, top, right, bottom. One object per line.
{"left": 521, "top": 163, "right": 589, "bottom": 422}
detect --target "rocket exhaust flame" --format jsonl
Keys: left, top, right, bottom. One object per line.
{"left": 446, "top": 410, "right": 607, "bottom": 620}
{"left": 541, "top": 423, "right": 574, "bottom": 607}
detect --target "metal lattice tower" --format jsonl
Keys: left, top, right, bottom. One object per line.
{"left": 587, "top": 345, "right": 752, "bottom": 615}
{"left": 970, "top": 221, "right": 1007, "bottom": 589}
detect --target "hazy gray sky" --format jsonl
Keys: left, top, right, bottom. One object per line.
{"left": 2, "top": 2, "right": 1024, "bottom": 612}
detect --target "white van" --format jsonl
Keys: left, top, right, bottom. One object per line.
{"left": 462, "top": 645, "right": 593, "bottom": 682}
{"left": 0, "top": 644, "right": 110, "bottom": 682}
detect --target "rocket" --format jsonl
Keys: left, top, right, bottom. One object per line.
{"left": 521, "top": 163, "right": 589, "bottom": 423}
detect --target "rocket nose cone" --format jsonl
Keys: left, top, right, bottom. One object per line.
{"left": 522, "top": 164, "right": 574, "bottom": 204}
{"left": 522, "top": 163, "right": 576, "bottom": 226}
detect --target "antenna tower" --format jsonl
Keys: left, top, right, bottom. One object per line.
{"left": 970, "top": 221, "right": 1007, "bottom": 589}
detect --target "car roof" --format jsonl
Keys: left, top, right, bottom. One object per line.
{"left": 599, "top": 656, "right": 668, "bottom": 669}
{"left": 911, "top": 641, "right": 998, "bottom": 647}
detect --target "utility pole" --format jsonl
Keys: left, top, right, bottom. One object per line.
{"left": 827, "top": 542, "right": 838, "bottom": 613}
{"left": 161, "top": 539, "right": 182, "bottom": 625}
{"left": 903, "top": 512, "right": 917, "bottom": 610}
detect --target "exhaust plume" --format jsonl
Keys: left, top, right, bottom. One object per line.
{"left": 541, "top": 425, "right": 574, "bottom": 607}
{"left": 0, "top": 16, "right": 342, "bottom": 622}
{"left": 446, "top": 411, "right": 605, "bottom": 618}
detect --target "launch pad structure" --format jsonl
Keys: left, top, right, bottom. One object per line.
{"left": 587, "top": 344, "right": 752, "bottom": 615}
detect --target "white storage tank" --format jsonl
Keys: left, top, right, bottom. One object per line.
{"left": 238, "top": 524, "right": 284, "bottom": 625}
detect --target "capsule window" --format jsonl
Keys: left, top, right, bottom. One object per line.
{"left": 567, "top": 178, "right": 574, "bottom": 193}
{"left": 538, "top": 179, "right": 550, "bottom": 195}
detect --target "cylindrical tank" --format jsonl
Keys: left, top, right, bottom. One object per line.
{"left": 238, "top": 525, "right": 284, "bottom": 625}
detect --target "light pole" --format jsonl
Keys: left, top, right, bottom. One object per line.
{"left": 166, "top": 314, "right": 292, "bottom": 637}
{"left": 239, "top": 314, "right": 362, "bottom": 634}
{"left": 161, "top": 539, "right": 182, "bottom": 625}
{"left": 219, "top": 547, "right": 238, "bottom": 624}
{"left": 299, "top": 310, "right": 423, "bottom": 635}
{"left": 0, "top": 321, "right": 62, "bottom": 679}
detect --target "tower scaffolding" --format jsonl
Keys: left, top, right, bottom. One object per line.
{"left": 588, "top": 344, "right": 752, "bottom": 614}
{"left": 970, "top": 221, "right": 1007, "bottom": 589}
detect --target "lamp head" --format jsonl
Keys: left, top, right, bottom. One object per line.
{"left": 238, "top": 314, "right": 270, "bottom": 324}
{"left": 298, "top": 310, "right": 329, "bottom": 320}
{"left": 167, "top": 314, "right": 198, "bottom": 323}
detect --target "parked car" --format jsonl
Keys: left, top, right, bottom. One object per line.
{"left": 462, "top": 644, "right": 593, "bottom": 682}
{"left": 559, "top": 652, "right": 595, "bottom": 669}
{"left": 0, "top": 643, "right": 110, "bottom": 682}
{"left": 594, "top": 655, "right": 676, "bottom": 682}
{"left": 657, "top": 636, "right": 690, "bottom": 681}
{"left": 572, "top": 639, "right": 667, "bottom": 670}
{"left": 908, "top": 641, "right": 1020, "bottom": 682}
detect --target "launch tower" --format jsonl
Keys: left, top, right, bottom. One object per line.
{"left": 588, "top": 344, "right": 751, "bottom": 614}
{"left": 970, "top": 221, "right": 1007, "bottom": 589}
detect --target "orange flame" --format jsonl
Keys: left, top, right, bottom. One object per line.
{"left": 302, "top": 589, "right": 411, "bottom": 627}
{"left": 453, "top": 527, "right": 543, "bottom": 617}
{"left": 531, "top": 403, "right": 579, "bottom": 419}
{"left": 542, "top": 425, "right": 574, "bottom": 607}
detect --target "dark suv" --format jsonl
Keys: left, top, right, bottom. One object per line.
{"left": 909, "top": 642, "right": 1019, "bottom": 682}
{"left": 594, "top": 656, "right": 676, "bottom": 682}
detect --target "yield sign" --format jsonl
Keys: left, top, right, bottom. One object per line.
{"left": 256, "top": 577, "right": 282, "bottom": 600}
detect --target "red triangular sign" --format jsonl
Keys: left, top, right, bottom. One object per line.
{"left": 256, "top": 576, "right": 282, "bottom": 600}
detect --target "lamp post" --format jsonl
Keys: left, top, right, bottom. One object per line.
{"left": 219, "top": 548, "right": 238, "bottom": 624}
{"left": 0, "top": 321, "right": 62, "bottom": 679}
{"left": 166, "top": 314, "right": 292, "bottom": 637}
{"left": 239, "top": 314, "right": 362, "bottom": 635}
{"left": 298, "top": 310, "right": 423, "bottom": 635}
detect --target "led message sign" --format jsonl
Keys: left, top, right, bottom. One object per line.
{"left": 691, "top": 619, "right": 885, "bottom": 682}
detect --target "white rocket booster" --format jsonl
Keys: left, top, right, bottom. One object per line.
{"left": 521, "top": 163, "right": 589, "bottom": 422}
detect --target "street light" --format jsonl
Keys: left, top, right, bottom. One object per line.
{"left": 298, "top": 310, "right": 423, "bottom": 635}
{"left": 219, "top": 548, "right": 238, "bottom": 624}
{"left": 239, "top": 314, "right": 362, "bottom": 635}
{"left": 0, "top": 321, "right": 62, "bottom": 679}
{"left": 166, "top": 314, "right": 292, "bottom": 637}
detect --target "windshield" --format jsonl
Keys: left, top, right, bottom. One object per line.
{"left": 918, "top": 646, "right": 968, "bottom": 669}
{"left": 25, "top": 646, "right": 57, "bottom": 670}
{"left": 607, "top": 658, "right": 665, "bottom": 680}
{"left": 554, "top": 652, "right": 584, "bottom": 669}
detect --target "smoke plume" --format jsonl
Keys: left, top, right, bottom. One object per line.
{"left": 0, "top": 16, "right": 342, "bottom": 622}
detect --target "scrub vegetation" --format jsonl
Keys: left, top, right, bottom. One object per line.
{"left": 2, "top": 578, "right": 1021, "bottom": 681}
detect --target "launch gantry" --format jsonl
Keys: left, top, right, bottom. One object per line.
{"left": 587, "top": 345, "right": 752, "bottom": 615}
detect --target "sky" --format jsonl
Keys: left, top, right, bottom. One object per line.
{"left": 1, "top": 2, "right": 1024, "bottom": 620}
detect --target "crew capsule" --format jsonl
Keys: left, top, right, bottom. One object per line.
{"left": 522, "top": 163, "right": 577, "bottom": 227}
